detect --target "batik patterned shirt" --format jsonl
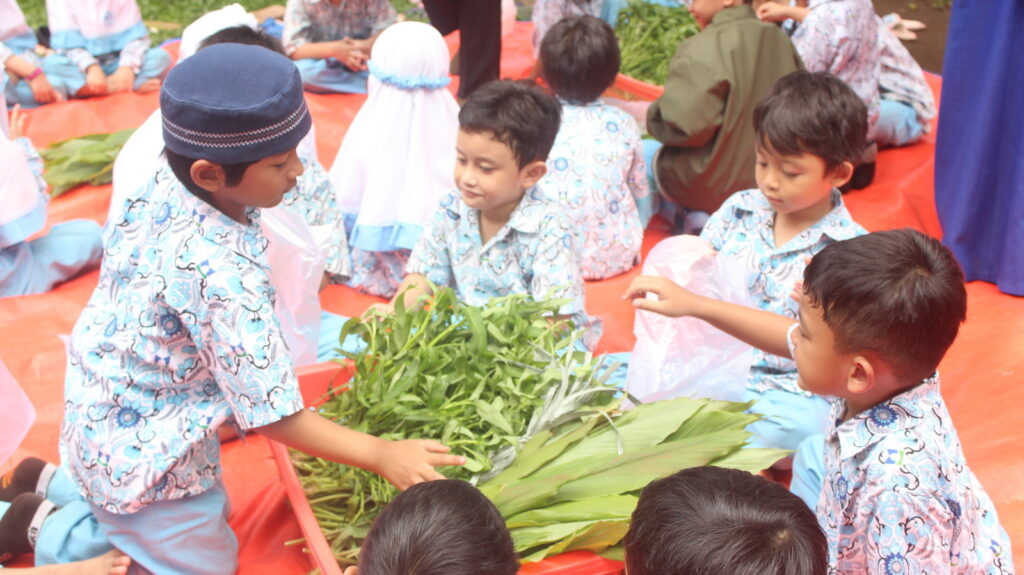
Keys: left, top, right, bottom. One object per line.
{"left": 700, "top": 189, "right": 865, "bottom": 396}
{"left": 61, "top": 164, "right": 304, "bottom": 514}
{"left": 541, "top": 100, "right": 648, "bottom": 280}
{"left": 406, "top": 187, "right": 600, "bottom": 349}
{"left": 791, "top": 0, "right": 881, "bottom": 141}
{"left": 531, "top": 0, "right": 604, "bottom": 55}
{"left": 877, "top": 19, "right": 936, "bottom": 130}
{"left": 283, "top": 0, "right": 396, "bottom": 56}
{"left": 818, "top": 374, "right": 1015, "bottom": 574}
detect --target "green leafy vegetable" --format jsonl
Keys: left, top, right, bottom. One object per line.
{"left": 615, "top": 0, "right": 700, "bottom": 86}
{"left": 40, "top": 129, "right": 135, "bottom": 197}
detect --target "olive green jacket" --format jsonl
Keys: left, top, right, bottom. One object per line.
{"left": 647, "top": 4, "right": 803, "bottom": 213}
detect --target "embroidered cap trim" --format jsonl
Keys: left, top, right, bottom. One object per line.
{"left": 163, "top": 100, "right": 310, "bottom": 149}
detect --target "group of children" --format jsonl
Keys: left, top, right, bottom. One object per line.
{"left": 0, "top": 0, "right": 1016, "bottom": 574}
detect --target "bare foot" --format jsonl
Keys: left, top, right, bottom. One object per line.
{"left": 72, "top": 549, "right": 131, "bottom": 575}
{"left": 135, "top": 78, "right": 161, "bottom": 94}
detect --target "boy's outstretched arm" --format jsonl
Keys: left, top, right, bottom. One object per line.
{"left": 624, "top": 276, "right": 794, "bottom": 359}
{"left": 256, "top": 409, "right": 465, "bottom": 490}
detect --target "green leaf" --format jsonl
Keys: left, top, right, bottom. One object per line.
{"left": 505, "top": 495, "right": 637, "bottom": 528}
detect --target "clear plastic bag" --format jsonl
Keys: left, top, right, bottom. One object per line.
{"left": 0, "top": 358, "right": 35, "bottom": 466}
{"left": 626, "top": 236, "right": 754, "bottom": 404}
{"left": 261, "top": 207, "right": 326, "bottom": 367}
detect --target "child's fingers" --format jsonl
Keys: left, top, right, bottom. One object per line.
{"left": 417, "top": 439, "right": 450, "bottom": 453}
{"left": 622, "top": 276, "right": 666, "bottom": 300}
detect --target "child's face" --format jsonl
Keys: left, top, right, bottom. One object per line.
{"left": 206, "top": 148, "right": 304, "bottom": 223}
{"left": 454, "top": 129, "right": 546, "bottom": 221}
{"left": 755, "top": 145, "right": 848, "bottom": 221}
{"left": 792, "top": 294, "right": 850, "bottom": 397}
{"left": 690, "top": 0, "right": 733, "bottom": 28}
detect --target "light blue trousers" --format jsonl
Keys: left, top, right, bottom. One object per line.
{"left": 791, "top": 433, "right": 826, "bottom": 512}
{"left": 43, "top": 48, "right": 172, "bottom": 98}
{"left": 875, "top": 99, "right": 926, "bottom": 148}
{"left": 293, "top": 59, "right": 369, "bottom": 95}
{"left": 744, "top": 388, "right": 832, "bottom": 452}
{"left": 0, "top": 220, "right": 103, "bottom": 297}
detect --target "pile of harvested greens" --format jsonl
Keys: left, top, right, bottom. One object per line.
{"left": 615, "top": 0, "right": 700, "bottom": 86}
{"left": 40, "top": 129, "right": 134, "bottom": 197}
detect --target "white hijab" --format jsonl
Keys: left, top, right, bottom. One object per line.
{"left": 177, "top": 3, "right": 257, "bottom": 62}
{"left": 328, "top": 21, "right": 458, "bottom": 252}
{"left": 1, "top": 79, "right": 43, "bottom": 231}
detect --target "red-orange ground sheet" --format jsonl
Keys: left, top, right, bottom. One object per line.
{"left": 1, "top": 23, "right": 1020, "bottom": 573}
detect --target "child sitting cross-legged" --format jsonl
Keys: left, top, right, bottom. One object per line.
{"left": 624, "top": 229, "right": 1015, "bottom": 573}
{"left": 375, "top": 79, "right": 601, "bottom": 349}
{"left": 624, "top": 466, "right": 827, "bottom": 575}
{"left": 537, "top": 15, "right": 650, "bottom": 280}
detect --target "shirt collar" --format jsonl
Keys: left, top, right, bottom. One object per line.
{"left": 742, "top": 188, "right": 861, "bottom": 253}
{"left": 707, "top": 4, "right": 756, "bottom": 27}
{"left": 830, "top": 372, "right": 941, "bottom": 460}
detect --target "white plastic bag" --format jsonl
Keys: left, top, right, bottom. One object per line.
{"left": 626, "top": 236, "right": 754, "bottom": 404}
{"left": 0, "top": 358, "right": 35, "bottom": 467}
{"left": 261, "top": 207, "right": 325, "bottom": 367}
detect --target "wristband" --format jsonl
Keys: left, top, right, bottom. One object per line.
{"left": 25, "top": 67, "right": 43, "bottom": 81}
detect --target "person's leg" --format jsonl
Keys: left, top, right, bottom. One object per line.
{"left": 0, "top": 489, "right": 112, "bottom": 566}
{"left": 17, "top": 220, "right": 104, "bottom": 295}
{"left": 791, "top": 434, "right": 826, "bottom": 511}
{"left": 875, "top": 99, "right": 925, "bottom": 148}
{"left": 39, "top": 53, "right": 81, "bottom": 101}
{"left": 421, "top": 0, "right": 460, "bottom": 36}
{"left": 132, "top": 49, "right": 173, "bottom": 90}
{"left": 744, "top": 389, "right": 832, "bottom": 452}
{"left": 293, "top": 59, "right": 369, "bottom": 95}
{"left": 453, "top": 0, "right": 501, "bottom": 100}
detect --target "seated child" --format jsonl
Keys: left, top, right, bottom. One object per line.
{"left": 379, "top": 79, "right": 601, "bottom": 349}
{"left": 624, "top": 466, "right": 827, "bottom": 575}
{"left": 2, "top": 0, "right": 65, "bottom": 107}
{"left": 1, "top": 101, "right": 103, "bottom": 297}
{"left": 632, "top": 71, "right": 867, "bottom": 452}
{"left": 874, "top": 18, "right": 935, "bottom": 147}
{"left": 282, "top": 0, "right": 396, "bottom": 94}
{"left": 343, "top": 479, "right": 518, "bottom": 575}
{"left": 624, "top": 229, "right": 1015, "bottom": 573}
{"left": 329, "top": 21, "right": 458, "bottom": 298}
{"left": 44, "top": 0, "right": 172, "bottom": 98}
{"left": 538, "top": 15, "right": 649, "bottom": 280}
{"left": 24, "top": 44, "right": 462, "bottom": 573}
{"left": 644, "top": 0, "right": 802, "bottom": 218}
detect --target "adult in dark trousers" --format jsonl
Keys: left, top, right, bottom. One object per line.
{"left": 934, "top": 0, "right": 1024, "bottom": 296}
{"left": 421, "top": 0, "right": 501, "bottom": 100}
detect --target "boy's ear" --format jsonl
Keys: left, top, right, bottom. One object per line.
{"left": 829, "top": 161, "right": 855, "bottom": 189}
{"left": 190, "top": 160, "right": 228, "bottom": 193}
{"left": 520, "top": 160, "right": 548, "bottom": 189}
{"left": 845, "top": 354, "right": 875, "bottom": 395}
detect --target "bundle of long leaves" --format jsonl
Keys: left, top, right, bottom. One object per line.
{"left": 40, "top": 129, "right": 134, "bottom": 197}
{"left": 615, "top": 0, "right": 699, "bottom": 86}
{"left": 293, "top": 287, "right": 620, "bottom": 565}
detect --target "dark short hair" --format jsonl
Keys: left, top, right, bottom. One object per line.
{"left": 754, "top": 71, "right": 867, "bottom": 170}
{"left": 459, "top": 80, "right": 561, "bottom": 168}
{"left": 803, "top": 229, "right": 966, "bottom": 383}
{"left": 625, "top": 466, "right": 827, "bottom": 575}
{"left": 540, "top": 15, "right": 620, "bottom": 104}
{"left": 198, "top": 25, "right": 285, "bottom": 55}
{"left": 358, "top": 480, "right": 518, "bottom": 575}
{"left": 163, "top": 147, "right": 254, "bottom": 197}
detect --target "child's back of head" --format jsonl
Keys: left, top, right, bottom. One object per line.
{"left": 459, "top": 80, "right": 561, "bottom": 167}
{"left": 198, "top": 24, "right": 284, "bottom": 55}
{"left": 539, "top": 15, "right": 619, "bottom": 105}
{"left": 803, "top": 228, "right": 967, "bottom": 384}
{"left": 754, "top": 71, "right": 867, "bottom": 171}
{"left": 355, "top": 479, "right": 518, "bottom": 575}
{"left": 624, "top": 466, "right": 827, "bottom": 575}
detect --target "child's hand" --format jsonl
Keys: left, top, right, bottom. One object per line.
{"left": 108, "top": 66, "right": 135, "bottom": 93}
{"left": 27, "top": 71, "right": 62, "bottom": 104}
{"left": 375, "top": 439, "right": 465, "bottom": 490}
{"left": 335, "top": 38, "right": 368, "bottom": 71}
{"left": 363, "top": 301, "right": 395, "bottom": 318}
{"left": 623, "top": 275, "right": 705, "bottom": 318}
{"left": 8, "top": 105, "right": 27, "bottom": 140}
{"left": 757, "top": 1, "right": 791, "bottom": 22}
{"left": 80, "top": 65, "right": 108, "bottom": 97}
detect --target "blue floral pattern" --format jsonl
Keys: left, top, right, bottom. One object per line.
{"left": 282, "top": 0, "right": 396, "bottom": 56}
{"left": 61, "top": 163, "right": 305, "bottom": 515}
{"left": 700, "top": 188, "right": 865, "bottom": 396}
{"left": 819, "top": 374, "right": 1015, "bottom": 574}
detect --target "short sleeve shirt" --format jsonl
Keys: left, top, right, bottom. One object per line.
{"left": 877, "top": 20, "right": 936, "bottom": 127}
{"left": 283, "top": 0, "right": 396, "bottom": 55}
{"left": 61, "top": 164, "right": 304, "bottom": 514}
{"left": 700, "top": 189, "right": 865, "bottom": 396}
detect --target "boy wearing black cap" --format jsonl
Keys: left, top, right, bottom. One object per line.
{"left": 0, "top": 44, "right": 464, "bottom": 574}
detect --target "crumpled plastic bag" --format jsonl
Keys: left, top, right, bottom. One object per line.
{"left": 262, "top": 207, "right": 326, "bottom": 367}
{"left": 0, "top": 358, "right": 35, "bottom": 466}
{"left": 626, "top": 235, "right": 754, "bottom": 404}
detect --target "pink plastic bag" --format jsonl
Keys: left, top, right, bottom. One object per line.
{"left": 0, "top": 358, "right": 35, "bottom": 467}
{"left": 626, "top": 236, "right": 754, "bottom": 404}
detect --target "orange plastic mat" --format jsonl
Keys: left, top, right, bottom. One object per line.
{"left": 1, "top": 22, "right": 1020, "bottom": 572}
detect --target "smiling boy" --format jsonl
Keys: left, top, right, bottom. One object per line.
{"left": 381, "top": 80, "right": 599, "bottom": 348}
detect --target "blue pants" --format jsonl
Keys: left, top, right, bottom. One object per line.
{"left": 317, "top": 311, "right": 367, "bottom": 362}
{"left": 639, "top": 139, "right": 664, "bottom": 227}
{"left": 744, "top": 388, "right": 832, "bottom": 452}
{"left": 875, "top": 99, "right": 925, "bottom": 148}
{"left": 47, "top": 48, "right": 172, "bottom": 97}
{"left": 294, "top": 59, "right": 369, "bottom": 95}
{"left": 0, "top": 220, "right": 103, "bottom": 297}
{"left": 791, "top": 433, "right": 826, "bottom": 512}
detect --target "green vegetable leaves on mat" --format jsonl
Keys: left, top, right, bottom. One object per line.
{"left": 615, "top": 0, "right": 700, "bottom": 86}
{"left": 40, "top": 129, "right": 135, "bottom": 197}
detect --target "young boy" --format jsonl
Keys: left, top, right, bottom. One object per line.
{"left": 630, "top": 71, "right": 866, "bottom": 453}
{"left": 12, "top": 44, "right": 462, "bottom": 573}
{"left": 538, "top": 15, "right": 649, "bottom": 280}
{"left": 644, "top": 0, "right": 803, "bottom": 218}
{"left": 379, "top": 80, "right": 600, "bottom": 349}
{"left": 624, "top": 229, "right": 1015, "bottom": 573}
{"left": 624, "top": 466, "right": 827, "bottom": 575}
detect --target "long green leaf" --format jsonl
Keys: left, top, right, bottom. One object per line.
{"left": 505, "top": 495, "right": 637, "bottom": 528}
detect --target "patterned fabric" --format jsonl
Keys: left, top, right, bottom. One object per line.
{"left": 347, "top": 248, "right": 408, "bottom": 297}
{"left": 531, "top": 0, "right": 604, "bottom": 55}
{"left": 15, "top": 136, "right": 46, "bottom": 195}
{"left": 699, "top": 188, "right": 865, "bottom": 396}
{"left": 61, "top": 163, "right": 304, "bottom": 515}
{"left": 791, "top": 0, "right": 881, "bottom": 141}
{"left": 406, "top": 187, "right": 600, "bottom": 349}
{"left": 280, "top": 155, "right": 352, "bottom": 282}
{"left": 64, "top": 37, "right": 148, "bottom": 73}
{"left": 282, "top": 0, "right": 396, "bottom": 55}
{"left": 541, "top": 100, "right": 648, "bottom": 280}
{"left": 818, "top": 374, "right": 1015, "bottom": 574}
{"left": 877, "top": 19, "right": 936, "bottom": 130}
